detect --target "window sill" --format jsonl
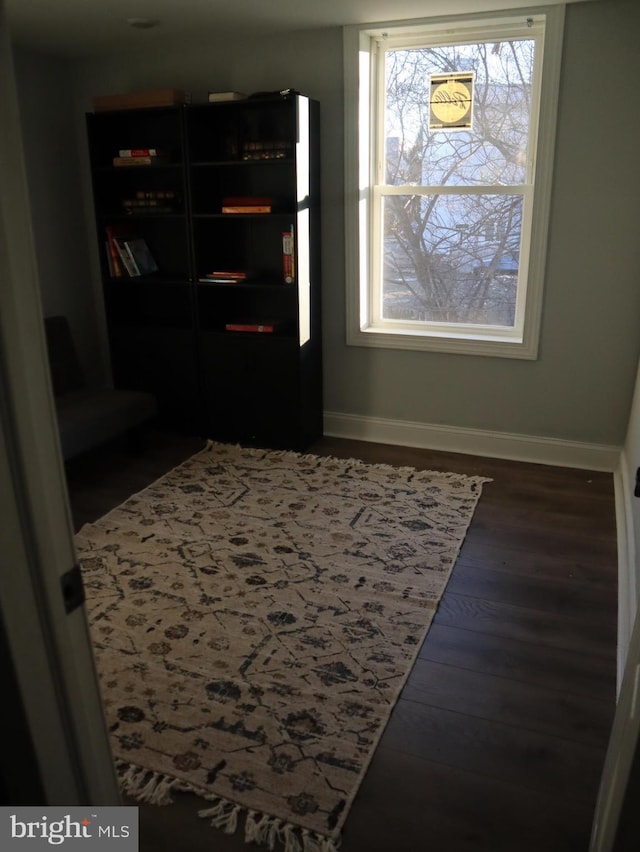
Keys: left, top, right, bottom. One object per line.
{"left": 347, "top": 324, "right": 538, "bottom": 360}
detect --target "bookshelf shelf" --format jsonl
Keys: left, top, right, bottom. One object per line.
{"left": 86, "top": 94, "right": 322, "bottom": 450}
{"left": 190, "top": 160, "right": 295, "bottom": 168}
{"left": 98, "top": 163, "right": 183, "bottom": 172}
{"left": 192, "top": 213, "right": 293, "bottom": 219}
{"left": 106, "top": 274, "right": 190, "bottom": 285}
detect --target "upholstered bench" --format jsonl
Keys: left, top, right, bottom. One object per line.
{"left": 44, "top": 315, "right": 158, "bottom": 461}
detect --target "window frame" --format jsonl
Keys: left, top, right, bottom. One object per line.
{"left": 343, "top": 7, "right": 565, "bottom": 360}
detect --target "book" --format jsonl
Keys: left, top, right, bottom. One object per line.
{"left": 106, "top": 224, "right": 158, "bottom": 277}
{"left": 113, "top": 155, "right": 169, "bottom": 167}
{"left": 135, "top": 190, "right": 176, "bottom": 200}
{"left": 282, "top": 228, "right": 295, "bottom": 283}
{"left": 198, "top": 270, "right": 248, "bottom": 283}
{"left": 113, "top": 237, "right": 140, "bottom": 277}
{"left": 241, "top": 140, "right": 292, "bottom": 161}
{"left": 224, "top": 321, "right": 281, "bottom": 333}
{"left": 105, "top": 241, "right": 116, "bottom": 277}
{"left": 122, "top": 189, "right": 178, "bottom": 213}
{"left": 123, "top": 201, "right": 176, "bottom": 215}
{"left": 92, "top": 88, "right": 188, "bottom": 112}
{"left": 207, "top": 91, "right": 247, "bottom": 103}
{"left": 123, "top": 238, "right": 159, "bottom": 275}
{"left": 105, "top": 224, "right": 136, "bottom": 277}
{"left": 118, "top": 148, "right": 165, "bottom": 158}
{"left": 222, "top": 205, "right": 272, "bottom": 214}
{"left": 221, "top": 196, "right": 272, "bottom": 214}
{"left": 206, "top": 270, "right": 247, "bottom": 279}
{"left": 123, "top": 199, "right": 168, "bottom": 209}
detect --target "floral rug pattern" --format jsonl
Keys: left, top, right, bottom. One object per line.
{"left": 76, "top": 442, "right": 489, "bottom": 851}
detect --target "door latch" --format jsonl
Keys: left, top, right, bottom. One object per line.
{"left": 60, "top": 565, "right": 85, "bottom": 614}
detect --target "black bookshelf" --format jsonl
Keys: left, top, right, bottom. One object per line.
{"left": 86, "top": 94, "right": 322, "bottom": 450}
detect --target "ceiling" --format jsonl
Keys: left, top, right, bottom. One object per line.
{"left": 6, "top": 0, "right": 588, "bottom": 59}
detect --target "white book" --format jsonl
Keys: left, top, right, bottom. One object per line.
{"left": 123, "top": 238, "right": 158, "bottom": 276}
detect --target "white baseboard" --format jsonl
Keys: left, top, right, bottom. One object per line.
{"left": 323, "top": 411, "right": 620, "bottom": 472}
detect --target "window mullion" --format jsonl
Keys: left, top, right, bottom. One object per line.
{"left": 376, "top": 184, "right": 529, "bottom": 196}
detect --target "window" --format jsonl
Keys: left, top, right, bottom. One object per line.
{"left": 344, "top": 9, "right": 565, "bottom": 358}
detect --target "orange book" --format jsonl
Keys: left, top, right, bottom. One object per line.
{"left": 222, "top": 205, "right": 271, "bottom": 214}
{"left": 221, "top": 196, "right": 272, "bottom": 213}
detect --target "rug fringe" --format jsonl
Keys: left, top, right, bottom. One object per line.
{"left": 198, "top": 798, "right": 241, "bottom": 835}
{"left": 199, "top": 797, "right": 340, "bottom": 852}
{"left": 117, "top": 761, "right": 340, "bottom": 852}
{"left": 203, "top": 439, "right": 492, "bottom": 487}
{"left": 117, "top": 762, "right": 178, "bottom": 806}
{"left": 244, "top": 811, "right": 340, "bottom": 852}
{"left": 301, "top": 828, "right": 340, "bottom": 852}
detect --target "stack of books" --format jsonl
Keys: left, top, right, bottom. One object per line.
{"left": 198, "top": 270, "right": 249, "bottom": 284}
{"left": 105, "top": 224, "right": 159, "bottom": 277}
{"left": 241, "top": 140, "right": 292, "bottom": 161}
{"left": 112, "top": 147, "right": 169, "bottom": 167}
{"left": 122, "top": 189, "right": 178, "bottom": 214}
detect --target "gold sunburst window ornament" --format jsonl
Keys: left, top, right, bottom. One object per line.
{"left": 429, "top": 72, "right": 474, "bottom": 130}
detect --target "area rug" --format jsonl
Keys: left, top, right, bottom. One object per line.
{"left": 76, "top": 441, "right": 490, "bottom": 851}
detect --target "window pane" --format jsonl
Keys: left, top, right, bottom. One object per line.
{"left": 385, "top": 40, "right": 535, "bottom": 187}
{"left": 381, "top": 193, "right": 522, "bottom": 326}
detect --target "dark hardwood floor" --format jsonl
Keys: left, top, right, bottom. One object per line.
{"left": 64, "top": 431, "right": 618, "bottom": 852}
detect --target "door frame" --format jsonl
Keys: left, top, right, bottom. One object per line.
{"left": 0, "top": 0, "right": 119, "bottom": 805}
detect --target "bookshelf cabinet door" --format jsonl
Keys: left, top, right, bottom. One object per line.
{"left": 109, "top": 327, "right": 202, "bottom": 433}
{"left": 200, "top": 333, "right": 304, "bottom": 449}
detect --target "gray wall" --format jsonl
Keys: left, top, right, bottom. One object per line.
{"left": 12, "top": 47, "right": 106, "bottom": 386}
{"left": 13, "top": 0, "right": 640, "bottom": 447}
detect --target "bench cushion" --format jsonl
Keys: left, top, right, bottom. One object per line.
{"left": 55, "top": 387, "right": 158, "bottom": 460}
{"left": 44, "top": 315, "right": 158, "bottom": 460}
